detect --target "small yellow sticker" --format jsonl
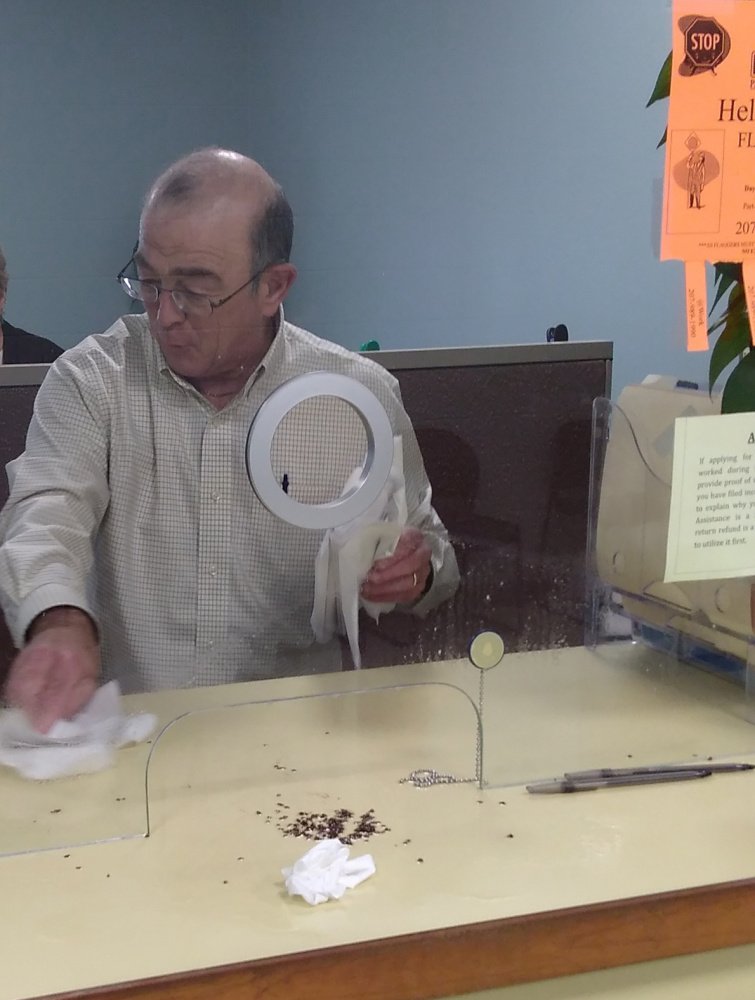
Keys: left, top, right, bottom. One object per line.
{"left": 468, "top": 631, "right": 505, "bottom": 670}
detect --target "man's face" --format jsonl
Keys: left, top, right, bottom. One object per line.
{"left": 137, "top": 196, "right": 273, "bottom": 383}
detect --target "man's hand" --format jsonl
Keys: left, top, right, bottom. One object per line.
{"left": 360, "top": 526, "right": 432, "bottom": 605}
{"left": 4, "top": 608, "right": 99, "bottom": 734}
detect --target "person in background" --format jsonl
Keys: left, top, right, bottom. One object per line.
{"left": 0, "top": 246, "right": 63, "bottom": 364}
{"left": 0, "top": 148, "right": 459, "bottom": 731}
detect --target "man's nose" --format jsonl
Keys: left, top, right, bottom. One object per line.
{"left": 156, "top": 289, "right": 185, "bottom": 325}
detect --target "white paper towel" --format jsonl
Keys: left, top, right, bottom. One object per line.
{"left": 282, "top": 838, "right": 376, "bottom": 905}
{"left": 0, "top": 681, "right": 157, "bottom": 780}
{"left": 311, "top": 435, "right": 407, "bottom": 668}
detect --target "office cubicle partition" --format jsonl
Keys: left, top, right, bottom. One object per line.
{"left": 0, "top": 364, "right": 47, "bottom": 510}
{"left": 0, "top": 364, "right": 49, "bottom": 678}
{"left": 0, "top": 342, "right": 612, "bottom": 674}
{"left": 362, "top": 341, "right": 613, "bottom": 665}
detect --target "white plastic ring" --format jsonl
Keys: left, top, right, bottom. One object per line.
{"left": 246, "top": 371, "right": 394, "bottom": 530}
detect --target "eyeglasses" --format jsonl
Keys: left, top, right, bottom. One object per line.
{"left": 116, "top": 256, "right": 271, "bottom": 319}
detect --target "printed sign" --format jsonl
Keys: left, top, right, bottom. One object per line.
{"left": 665, "top": 411, "right": 755, "bottom": 581}
{"left": 661, "top": 1, "right": 755, "bottom": 349}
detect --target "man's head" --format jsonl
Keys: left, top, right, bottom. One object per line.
{"left": 135, "top": 148, "right": 296, "bottom": 385}
{"left": 0, "top": 245, "right": 8, "bottom": 315}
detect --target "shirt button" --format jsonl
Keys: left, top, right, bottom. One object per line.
{"left": 211, "top": 491, "right": 221, "bottom": 503}
{"left": 209, "top": 565, "right": 218, "bottom": 578}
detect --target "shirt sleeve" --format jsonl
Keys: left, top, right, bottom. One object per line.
{"left": 0, "top": 355, "right": 110, "bottom": 644}
{"left": 381, "top": 377, "right": 460, "bottom": 615}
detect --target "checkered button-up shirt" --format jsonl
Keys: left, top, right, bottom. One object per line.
{"left": 0, "top": 312, "right": 458, "bottom": 691}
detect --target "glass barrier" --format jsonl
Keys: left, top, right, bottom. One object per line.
{"left": 144, "top": 682, "right": 481, "bottom": 842}
{"left": 0, "top": 737, "right": 151, "bottom": 857}
{"left": 0, "top": 674, "right": 483, "bottom": 857}
{"left": 0, "top": 344, "right": 612, "bottom": 686}
{"left": 580, "top": 390, "right": 755, "bottom": 776}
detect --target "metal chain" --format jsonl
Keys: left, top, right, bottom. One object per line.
{"left": 399, "top": 768, "right": 473, "bottom": 788}
{"left": 400, "top": 664, "right": 487, "bottom": 789}
{"left": 475, "top": 665, "right": 484, "bottom": 786}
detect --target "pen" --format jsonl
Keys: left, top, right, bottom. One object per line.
{"left": 564, "top": 763, "right": 755, "bottom": 780}
{"left": 526, "top": 770, "right": 713, "bottom": 794}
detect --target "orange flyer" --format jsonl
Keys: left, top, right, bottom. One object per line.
{"left": 662, "top": 0, "right": 755, "bottom": 263}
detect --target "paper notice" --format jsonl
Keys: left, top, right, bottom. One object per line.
{"left": 665, "top": 412, "right": 755, "bottom": 581}
{"left": 685, "top": 260, "right": 709, "bottom": 350}
{"left": 662, "top": 0, "right": 755, "bottom": 264}
{"left": 742, "top": 259, "right": 755, "bottom": 346}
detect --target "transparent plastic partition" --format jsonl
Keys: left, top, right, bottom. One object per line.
{"left": 578, "top": 390, "right": 755, "bottom": 777}
{"left": 0, "top": 736, "right": 151, "bottom": 857}
{"left": 143, "top": 680, "right": 482, "bottom": 842}
{"left": 0, "top": 673, "right": 483, "bottom": 857}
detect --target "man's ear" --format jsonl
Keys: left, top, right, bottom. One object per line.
{"left": 0, "top": 291, "right": 5, "bottom": 315}
{"left": 259, "top": 263, "right": 297, "bottom": 317}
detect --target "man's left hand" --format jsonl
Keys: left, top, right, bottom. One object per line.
{"left": 360, "top": 526, "right": 432, "bottom": 604}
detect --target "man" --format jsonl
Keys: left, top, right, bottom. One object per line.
{"left": 0, "top": 148, "right": 458, "bottom": 732}
{"left": 0, "top": 246, "right": 63, "bottom": 364}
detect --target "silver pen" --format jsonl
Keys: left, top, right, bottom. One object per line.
{"left": 526, "top": 770, "right": 713, "bottom": 794}
{"left": 564, "top": 762, "right": 755, "bottom": 780}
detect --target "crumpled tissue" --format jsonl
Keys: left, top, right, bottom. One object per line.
{"left": 282, "top": 838, "right": 376, "bottom": 905}
{"left": 0, "top": 681, "right": 157, "bottom": 780}
{"left": 311, "top": 435, "right": 407, "bottom": 668}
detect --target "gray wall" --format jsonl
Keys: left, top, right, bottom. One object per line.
{"left": 0, "top": 1, "right": 252, "bottom": 345}
{"left": 1, "top": 0, "right": 701, "bottom": 394}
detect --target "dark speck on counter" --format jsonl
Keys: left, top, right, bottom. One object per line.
{"left": 277, "top": 807, "right": 389, "bottom": 843}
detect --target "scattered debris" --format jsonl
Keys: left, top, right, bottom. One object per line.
{"left": 276, "top": 807, "right": 389, "bottom": 844}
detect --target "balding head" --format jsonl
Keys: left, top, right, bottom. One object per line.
{"left": 142, "top": 148, "right": 293, "bottom": 280}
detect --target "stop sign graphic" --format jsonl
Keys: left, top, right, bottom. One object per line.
{"left": 683, "top": 17, "right": 728, "bottom": 71}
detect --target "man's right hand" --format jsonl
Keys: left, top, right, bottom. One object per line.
{"left": 4, "top": 607, "right": 100, "bottom": 733}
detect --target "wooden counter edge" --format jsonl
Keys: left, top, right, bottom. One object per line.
{"left": 41, "top": 876, "right": 755, "bottom": 1000}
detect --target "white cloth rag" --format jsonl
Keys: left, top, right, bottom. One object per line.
{"left": 0, "top": 681, "right": 157, "bottom": 780}
{"left": 282, "top": 838, "right": 376, "bottom": 905}
{"left": 311, "top": 435, "right": 407, "bottom": 668}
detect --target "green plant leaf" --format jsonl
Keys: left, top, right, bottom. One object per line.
{"left": 710, "top": 265, "right": 743, "bottom": 313}
{"left": 656, "top": 126, "right": 667, "bottom": 149}
{"left": 709, "top": 285, "right": 746, "bottom": 337}
{"left": 647, "top": 52, "right": 672, "bottom": 107}
{"left": 709, "top": 316, "right": 750, "bottom": 391}
{"left": 721, "top": 349, "right": 755, "bottom": 413}
{"left": 714, "top": 262, "right": 742, "bottom": 285}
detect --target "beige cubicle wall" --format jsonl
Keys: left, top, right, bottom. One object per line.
{"left": 1, "top": 652, "right": 755, "bottom": 1000}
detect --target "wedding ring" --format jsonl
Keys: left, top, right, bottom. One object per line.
{"left": 412, "top": 571, "right": 418, "bottom": 589}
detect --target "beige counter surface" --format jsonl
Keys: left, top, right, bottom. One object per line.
{"left": 2, "top": 646, "right": 755, "bottom": 1000}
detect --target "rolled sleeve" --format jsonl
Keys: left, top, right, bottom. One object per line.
{"left": 0, "top": 358, "right": 110, "bottom": 645}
